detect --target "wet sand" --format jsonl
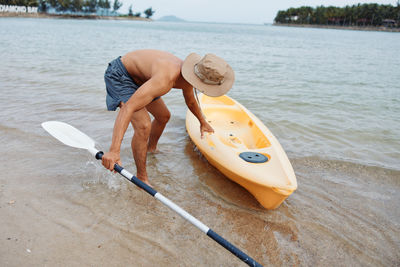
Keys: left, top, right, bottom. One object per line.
{"left": 1, "top": 129, "right": 399, "bottom": 266}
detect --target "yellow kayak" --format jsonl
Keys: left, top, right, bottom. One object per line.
{"left": 186, "top": 94, "right": 297, "bottom": 209}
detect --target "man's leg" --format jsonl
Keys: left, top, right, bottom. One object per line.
{"left": 128, "top": 106, "right": 152, "bottom": 186}
{"left": 146, "top": 98, "right": 171, "bottom": 152}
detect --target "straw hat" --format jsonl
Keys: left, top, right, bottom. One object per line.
{"left": 181, "top": 53, "right": 235, "bottom": 97}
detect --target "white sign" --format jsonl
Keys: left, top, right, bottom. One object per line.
{"left": 0, "top": 5, "right": 38, "bottom": 13}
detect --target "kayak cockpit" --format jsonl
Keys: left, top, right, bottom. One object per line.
{"left": 203, "top": 107, "right": 271, "bottom": 150}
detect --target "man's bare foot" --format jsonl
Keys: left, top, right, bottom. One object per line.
{"left": 147, "top": 146, "right": 160, "bottom": 154}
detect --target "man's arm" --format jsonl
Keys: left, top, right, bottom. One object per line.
{"left": 182, "top": 87, "right": 214, "bottom": 138}
{"left": 109, "top": 78, "right": 167, "bottom": 152}
{"left": 102, "top": 63, "right": 178, "bottom": 171}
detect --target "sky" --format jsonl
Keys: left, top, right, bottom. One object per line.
{"left": 120, "top": 0, "right": 398, "bottom": 24}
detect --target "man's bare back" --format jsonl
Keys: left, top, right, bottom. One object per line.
{"left": 101, "top": 50, "right": 233, "bottom": 186}
{"left": 121, "top": 50, "right": 183, "bottom": 86}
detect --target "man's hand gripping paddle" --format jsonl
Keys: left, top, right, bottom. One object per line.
{"left": 41, "top": 121, "right": 262, "bottom": 267}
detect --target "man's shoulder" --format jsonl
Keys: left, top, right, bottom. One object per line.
{"left": 153, "top": 59, "right": 181, "bottom": 83}
{"left": 152, "top": 54, "right": 182, "bottom": 79}
{"left": 123, "top": 50, "right": 182, "bottom": 80}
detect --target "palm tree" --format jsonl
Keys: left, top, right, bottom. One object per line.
{"left": 144, "top": 7, "right": 155, "bottom": 18}
{"left": 112, "top": 0, "right": 122, "bottom": 13}
{"left": 128, "top": 5, "right": 133, "bottom": 16}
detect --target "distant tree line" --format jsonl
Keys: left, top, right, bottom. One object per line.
{"left": 274, "top": 3, "right": 400, "bottom": 27}
{"left": 1, "top": 0, "right": 38, "bottom": 6}
{"left": 0, "top": 0, "right": 155, "bottom": 18}
{"left": 127, "top": 5, "right": 154, "bottom": 18}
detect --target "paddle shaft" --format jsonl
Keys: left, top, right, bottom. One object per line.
{"left": 95, "top": 151, "right": 262, "bottom": 267}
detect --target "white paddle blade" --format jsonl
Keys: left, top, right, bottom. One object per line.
{"left": 41, "top": 121, "right": 96, "bottom": 151}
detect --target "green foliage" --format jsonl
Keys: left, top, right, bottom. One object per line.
{"left": 84, "top": 0, "right": 97, "bottom": 12}
{"left": 67, "top": 0, "right": 83, "bottom": 11}
{"left": 112, "top": 0, "right": 121, "bottom": 12}
{"left": 128, "top": 4, "right": 132, "bottom": 16}
{"left": 0, "top": 0, "right": 158, "bottom": 18}
{"left": 144, "top": 7, "right": 154, "bottom": 18}
{"left": 38, "top": 0, "right": 47, "bottom": 11}
{"left": 126, "top": 4, "right": 142, "bottom": 17}
{"left": 97, "top": 0, "right": 109, "bottom": 9}
{"left": 0, "top": 0, "right": 38, "bottom": 6}
{"left": 274, "top": 3, "right": 400, "bottom": 27}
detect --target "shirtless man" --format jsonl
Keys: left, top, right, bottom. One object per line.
{"left": 101, "top": 50, "right": 235, "bottom": 186}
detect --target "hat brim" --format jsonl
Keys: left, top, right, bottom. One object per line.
{"left": 181, "top": 53, "right": 234, "bottom": 97}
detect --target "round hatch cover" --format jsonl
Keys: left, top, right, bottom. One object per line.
{"left": 239, "top": 152, "right": 268, "bottom": 163}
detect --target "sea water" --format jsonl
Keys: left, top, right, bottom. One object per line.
{"left": 0, "top": 18, "right": 399, "bottom": 266}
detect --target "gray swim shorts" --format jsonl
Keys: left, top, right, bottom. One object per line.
{"left": 104, "top": 56, "right": 160, "bottom": 111}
